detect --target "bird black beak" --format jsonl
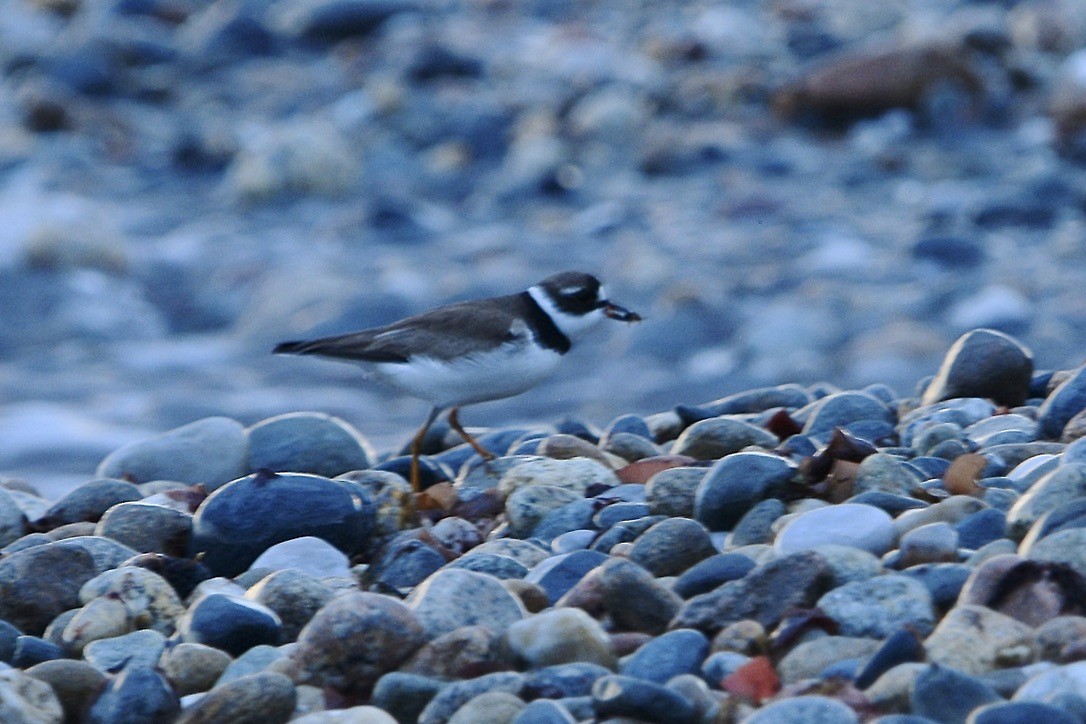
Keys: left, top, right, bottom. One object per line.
{"left": 601, "top": 301, "right": 642, "bottom": 322}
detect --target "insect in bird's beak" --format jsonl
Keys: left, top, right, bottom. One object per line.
{"left": 601, "top": 302, "right": 642, "bottom": 322}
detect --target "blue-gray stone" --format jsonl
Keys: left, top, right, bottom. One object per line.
{"left": 83, "top": 629, "right": 166, "bottom": 673}
{"left": 854, "top": 628, "right": 925, "bottom": 689}
{"left": 550, "top": 529, "right": 596, "bottom": 553}
{"left": 692, "top": 385, "right": 812, "bottom": 417}
{"left": 86, "top": 666, "right": 180, "bottom": 724}
{"left": 246, "top": 412, "right": 373, "bottom": 478}
{"left": 532, "top": 499, "right": 599, "bottom": 543}
{"left": 1019, "top": 498, "right": 1086, "bottom": 551}
{"left": 0, "top": 619, "right": 20, "bottom": 662}
{"left": 848, "top": 491, "right": 929, "bottom": 515}
{"left": 216, "top": 644, "right": 284, "bottom": 684}
{"left": 36, "top": 478, "right": 141, "bottom": 527}
{"left": 1064, "top": 437, "right": 1086, "bottom": 465}
{"left": 525, "top": 550, "right": 607, "bottom": 604}
{"left": 620, "top": 628, "right": 709, "bottom": 683}
{"left": 912, "top": 664, "right": 1000, "bottom": 723}
{"left": 803, "top": 392, "right": 893, "bottom": 440}
{"left": 417, "top": 671, "right": 525, "bottom": 724}
{"left": 189, "top": 471, "right": 373, "bottom": 577}
{"left": 96, "top": 417, "right": 249, "bottom": 488}
{"left": 601, "top": 414, "right": 653, "bottom": 443}
{"left": 590, "top": 515, "right": 666, "bottom": 553}
{"left": 371, "top": 672, "right": 447, "bottom": 724}
{"left": 594, "top": 502, "right": 651, "bottom": 529}
{"left": 1040, "top": 367, "right": 1086, "bottom": 439}
{"left": 629, "top": 517, "right": 716, "bottom": 577}
{"left": 969, "top": 701, "right": 1078, "bottom": 724}
{"left": 521, "top": 662, "right": 610, "bottom": 699}
{"left": 513, "top": 699, "right": 576, "bottom": 724}
{"left": 372, "top": 537, "right": 447, "bottom": 593}
{"left": 446, "top": 552, "right": 529, "bottom": 580}
{"left": 11, "top": 635, "right": 64, "bottom": 667}
{"left": 673, "top": 553, "right": 757, "bottom": 598}
{"left": 178, "top": 593, "right": 281, "bottom": 656}
{"left": 921, "top": 329, "right": 1033, "bottom": 408}
{"left": 728, "top": 498, "right": 787, "bottom": 547}
{"left": 742, "top": 695, "right": 860, "bottom": 723}
{"left": 899, "top": 563, "right": 971, "bottom": 610}
{"left": 955, "top": 508, "right": 1007, "bottom": 550}
{"left": 0, "top": 542, "right": 99, "bottom": 635}
{"left": 912, "top": 457, "right": 952, "bottom": 478}
{"left": 694, "top": 452, "right": 797, "bottom": 531}
{"left": 701, "top": 651, "right": 751, "bottom": 684}
{"left": 591, "top": 674, "right": 698, "bottom": 724}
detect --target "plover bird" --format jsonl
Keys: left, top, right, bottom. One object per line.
{"left": 274, "top": 271, "right": 641, "bottom": 491}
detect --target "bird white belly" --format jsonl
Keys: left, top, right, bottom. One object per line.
{"left": 371, "top": 343, "right": 563, "bottom": 408}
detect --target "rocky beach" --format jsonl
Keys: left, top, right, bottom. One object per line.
{"left": 6, "top": 0, "right": 1086, "bottom": 722}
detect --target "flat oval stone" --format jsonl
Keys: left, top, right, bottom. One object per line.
{"left": 24, "top": 659, "right": 106, "bottom": 723}
{"left": 249, "top": 536, "right": 351, "bottom": 579}
{"left": 594, "top": 558, "right": 682, "bottom": 635}
{"left": 83, "top": 629, "right": 166, "bottom": 673}
{"left": 189, "top": 471, "right": 373, "bottom": 577}
{"left": 1006, "top": 464, "right": 1086, "bottom": 541}
{"left": 160, "top": 642, "right": 232, "bottom": 696}
{"left": 0, "top": 542, "right": 99, "bottom": 635}
{"left": 803, "top": 392, "right": 893, "bottom": 440}
{"left": 853, "top": 454, "right": 924, "bottom": 497}
{"left": 694, "top": 452, "right": 797, "bottom": 531}
{"left": 96, "top": 417, "right": 248, "bottom": 488}
{"left": 629, "top": 517, "right": 716, "bottom": 577}
{"left": 34, "top": 478, "right": 141, "bottom": 528}
{"left": 448, "top": 691, "right": 525, "bottom": 724}
{"left": 406, "top": 568, "right": 527, "bottom": 638}
{"left": 86, "top": 666, "right": 179, "bottom": 724}
{"left": 247, "top": 412, "right": 373, "bottom": 478}
{"left": 910, "top": 663, "right": 1000, "bottom": 723}
{"left": 670, "top": 418, "right": 778, "bottom": 460}
{"left": 371, "top": 673, "right": 447, "bottom": 724}
{"left": 645, "top": 467, "right": 705, "bottom": 517}
{"left": 417, "top": 672, "right": 525, "bottom": 724}
{"left": 1040, "top": 366, "right": 1086, "bottom": 439}
{"left": 95, "top": 502, "right": 193, "bottom": 556}
{"left": 673, "top": 553, "right": 757, "bottom": 598}
{"left": 524, "top": 550, "right": 608, "bottom": 605}
{"left": 775, "top": 503, "right": 895, "bottom": 556}
{"left": 499, "top": 458, "right": 619, "bottom": 497}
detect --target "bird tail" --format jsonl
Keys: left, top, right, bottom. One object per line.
{"left": 273, "top": 340, "right": 317, "bottom": 355}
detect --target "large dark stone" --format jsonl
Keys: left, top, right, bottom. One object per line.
{"left": 922, "top": 329, "right": 1033, "bottom": 408}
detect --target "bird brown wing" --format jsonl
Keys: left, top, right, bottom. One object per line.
{"left": 273, "top": 295, "right": 529, "bottom": 363}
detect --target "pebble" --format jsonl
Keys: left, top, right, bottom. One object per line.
{"left": 96, "top": 417, "right": 249, "bottom": 488}
{"left": 645, "top": 467, "right": 705, "bottom": 517}
{"left": 802, "top": 392, "right": 893, "bottom": 440}
{"left": 95, "top": 502, "right": 193, "bottom": 556}
{"left": 35, "top": 478, "right": 141, "bottom": 528}
{"left": 86, "top": 665, "right": 180, "bottom": 724}
{"left": 293, "top": 707, "right": 398, "bottom": 724}
{"left": 504, "top": 485, "right": 581, "bottom": 539}
{"left": 178, "top": 593, "right": 282, "bottom": 656}
{"left": 247, "top": 412, "right": 374, "bottom": 478}
{"left": 673, "top": 553, "right": 757, "bottom": 598}
{"left": 505, "top": 607, "right": 616, "bottom": 669}
{"left": 730, "top": 498, "right": 787, "bottom": 547}
{"left": 817, "top": 574, "right": 935, "bottom": 637}
{"left": 24, "top": 659, "right": 107, "bottom": 723}
{"left": 523, "top": 549, "right": 607, "bottom": 605}
{"left": 217, "top": 644, "right": 284, "bottom": 684}
{"left": 969, "top": 701, "right": 1079, "bottom": 724}
{"left": 417, "top": 672, "right": 525, "bottom": 724}
{"left": 910, "top": 664, "right": 1001, "bottom": 724}
{"left": 512, "top": 699, "right": 577, "bottom": 723}
{"left": 775, "top": 503, "right": 896, "bottom": 556}
{"left": 895, "top": 522, "right": 959, "bottom": 567}
{"left": 669, "top": 417, "right": 779, "bottom": 460}
{"left": 854, "top": 628, "right": 925, "bottom": 689}
{"left": 694, "top": 452, "right": 798, "bottom": 530}
{"left": 620, "top": 628, "right": 709, "bottom": 683}
{"left": 498, "top": 458, "right": 619, "bottom": 497}
{"left": 628, "top": 517, "right": 716, "bottom": 577}
{"left": 921, "top": 329, "right": 1034, "bottom": 408}
{"left": 447, "top": 691, "right": 526, "bottom": 724}
{"left": 371, "top": 673, "right": 447, "bottom": 724}
{"left": 0, "top": 541, "right": 99, "bottom": 635}
{"left": 778, "top": 636, "right": 881, "bottom": 684}
{"left": 189, "top": 471, "right": 373, "bottom": 577}
{"left": 594, "top": 558, "right": 683, "bottom": 635}
{"left": 741, "top": 695, "right": 859, "bottom": 723}
{"left": 79, "top": 565, "right": 185, "bottom": 636}
{"left": 1006, "top": 464, "right": 1086, "bottom": 540}
{"left": 249, "top": 536, "right": 352, "bottom": 579}
{"left": 672, "top": 550, "right": 833, "bottom": 634}
{"left": 83, "top": 629, "right": 166, "bottom": 673}
{"left": 1039, "top": 366, "right": 1086, "bottom": 439}
{"left": 591, "top": 674, "right": 699, "bottom": 724}
{"left": 401, "top": 625, "right": 503, "bottom": 679}
{"left": 854, "top": 454, "right": 925, "bottom": 497}
{"left": 288, "top": 592, "right": 427, "bottom": 698}
{"left": 405, "top": 568, "right": 527, "bottom": 638}
{"left": 520, "top": 662, "right": 610, "bottom": 699}
{"left": 160, "top": 642, "right": 233, "bottom": 696}
{"left": 0, "top": 667, "right": 65, "bottom": 723}
{"left": 924, "top": 604, "right": 1035, "bottom": 674}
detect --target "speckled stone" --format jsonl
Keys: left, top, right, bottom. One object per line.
{"left": 401, "top": 625, "right": 504, "bottom": 679}
{"left": 645, "top": 467, "right": 705, "bottom": 517}
{"left": 79, "top": 566, "right": 185, "bottom": 636}
{"left": 0, "top": 541, "right": 99, "bottom": 635}
{"left": 95, "top": 502, "right": 192, "bottom": 556}
{"left": 417, "top": 672, "right": 525, "bottom": 724}
{"left": 924, "top": 604, "right": 1035, "bottom": 674}
{"left": 670, "top": 418, "right": 779, "bottom": 460}
{"left": 244, "top": 569, "right": 334, "bottom": 643}
{"left": 595, "top": 558, "right": 682, "bottom": 635}
{"left": 406, "top": 568, "right": 527, "bottom": 638}
{"left": 174, "top": 672, "right": 296, "bottom": 724}
{"left": 0, "top": 667, "right": 65, "bottom": 723}
{"left": 853, "top": 454, "right": 924, "bottom": 497}
{"left": 628, "top": 517, "right": 716, "bottom": 577}
{"left": 817, "top": 575, "right": 936, "bottom": 638}
{"left": 505, "top": 607, "right": 615, "bottom": 669}
{"left": 160, "top": 642, "right": 232, "bottom": 695}
{"left": 288, "top": 592, "right": 427, "bottom": 698}
{"left": 498, "top": 458, "right": 619, "bottom": 497}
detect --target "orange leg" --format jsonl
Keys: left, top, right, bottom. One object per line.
{"left": 410, "top": 407, "right": 443, "bottom": 492}
{"left": 448, "top": 407, "right": 496, "bottom": 461}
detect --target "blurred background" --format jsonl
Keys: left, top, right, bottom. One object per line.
{"left": 3, "top": 0, "right": 1086, "bottom": 495}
